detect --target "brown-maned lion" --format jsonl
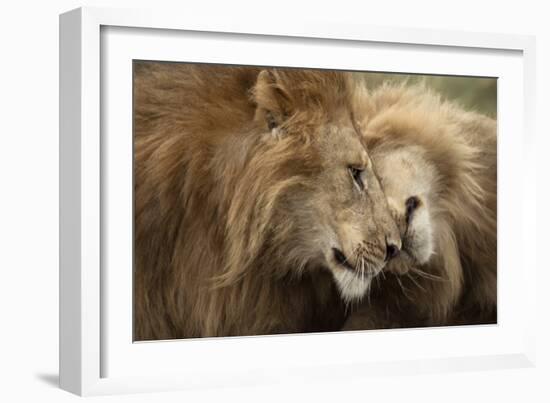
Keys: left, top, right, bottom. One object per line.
{"left": 344, "top": 83, "right": 497, "bottom": 330}
{"left": 133, "top": 63, "right": 401, "bottom": 340}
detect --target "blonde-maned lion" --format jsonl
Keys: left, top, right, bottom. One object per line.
{"left": 134, "top": 63, "right": 401, "bottom": 340}
{"left": 344, "top": 83, "right": 497, "bottom": 330}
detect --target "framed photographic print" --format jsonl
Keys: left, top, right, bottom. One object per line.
{"left": 60, "top": 6, "right": 537, "bottom": 396}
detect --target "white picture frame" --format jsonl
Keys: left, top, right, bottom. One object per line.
{"left": 59, "top": 6, "right": 537, "bottom": 396}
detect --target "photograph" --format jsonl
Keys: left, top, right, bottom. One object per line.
{"left": 133, "top": 61, "right": 497, "bottom": 341}
{"left": 0, "top": 0, "right": 542, "bottom": 399}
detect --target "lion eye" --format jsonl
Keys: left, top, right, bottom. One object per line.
{"left": 405, "top": 196, "right": 420, "bottom": 224}
{"left": 266, "top": 112, "right": 278, "bottom": 130}
{"left": 348, "top": 166, "right": 365, "bottom": 191}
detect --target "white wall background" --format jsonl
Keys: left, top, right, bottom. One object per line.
{"left": 1, "top": 0, "right": 548, "bottom": 401}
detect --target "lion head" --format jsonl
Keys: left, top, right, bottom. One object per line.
{"left": 343, "top": 82, "right": 497, "bottom": 329}
{"left": 134, "top": 64, "right": 401, "bottom": 339}
{"left": 370, "top": 145, "right": 437, "bottom": 275}
{"left": 222, "top": 69, "right": 402, "bottom": 302}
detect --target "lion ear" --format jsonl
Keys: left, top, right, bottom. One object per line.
{"left": 252, "top": 70, "right": 293, "bottom": 133}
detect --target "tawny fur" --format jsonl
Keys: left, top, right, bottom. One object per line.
{"left": 133, "top": 63, "right": 399, "bottom": 340}
{"left": 344, "top": 83, "right": 497, "bottom": 330}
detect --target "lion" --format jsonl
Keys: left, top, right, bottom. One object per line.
{"left": 133, "top": 62, "right": 401, "bottom": 340}
{"left": 344, "top": 83, "right": 497, "bottom": 330}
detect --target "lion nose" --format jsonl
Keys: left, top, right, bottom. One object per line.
{"left": 385, "top": 239, "right": 400, "bottom": 261}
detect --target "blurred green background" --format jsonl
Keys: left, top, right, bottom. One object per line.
{"left": 355, "top": 72, "right": 497, "bottom": 118}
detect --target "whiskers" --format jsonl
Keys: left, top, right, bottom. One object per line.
{"left": 388, "top": 265, "right": 447, "bottom": 303}
{"left": 394, "top": 275, "right": 414, "bottom": 302}
{"left": 337, "top": 245, "right": 449, "bottom": 309}
{"left": 409, "top": 266, "right": 446, "bottom": 282}
{"left": 352, "top": 253, "right": 376, "bottom": 305}
{"left": 354, "top": 255, "right": 365, "bottom": 285}
{"left": 406, "top": 272, "right": 426, "bottom": 292}
{"left": 334, "top": 251, "right": 380, "bottom": 305}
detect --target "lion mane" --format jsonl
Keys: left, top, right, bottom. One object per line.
{"left": 345, "top": 83, "right": 497, "bottom": 329}
{"left": 133, "top": 63, "right": 398, "bottom": 340}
